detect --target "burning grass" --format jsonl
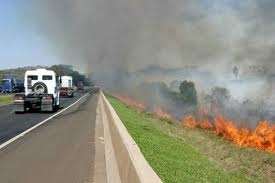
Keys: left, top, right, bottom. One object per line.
{"left": 183, "top": 113, "right": 275, "bottom": 153}
{"left": 154, "top": 107, "right": 174, "bottom": 120}
{"left": 108, "top": 97, "right": 249, "bottom": 183}
{"left": 113, "top": 93, "right": 275, "bottom": 154}
{"left": 107, "top": 94, "right": 275, "bottom": 182}
{"left": 108, "top": 93, "right": 275, "bottom": 183}
{"left": 113, "top": 94, "right": 146, "bottom": 111}
{"left": 113, "top": 94, "right": 174, "bottom": 120}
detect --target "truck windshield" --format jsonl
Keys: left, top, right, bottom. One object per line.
{"left": 27, "top": 75, "right": 38, "bottom": 80}
{"left": 2, "top": 79, "right": 10, "bottom": 83}
{"left": 42, "top": 75, "right": 53, "bottom": 80}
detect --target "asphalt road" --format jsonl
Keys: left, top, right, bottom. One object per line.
{"left": 0, "top": 90, "right": 89, "bottom": 144}
{"left": 0, "top": 91, "right": 99, "bottom": 183}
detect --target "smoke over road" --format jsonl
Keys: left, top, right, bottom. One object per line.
{"left": 22, "top": 1, "right": 275, "bottom": 123}
{"left": 23, "top": 1, "right": 275, "bottom": 71}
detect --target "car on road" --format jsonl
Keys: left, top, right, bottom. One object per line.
{"left": 91, "top": 85, "right": 100, "bottom": 93}
{"left": 13, "top": 68, "right": 61, "bottom": 113}
{"left": 76, "top": 81, "right": 84, "bottom": 91}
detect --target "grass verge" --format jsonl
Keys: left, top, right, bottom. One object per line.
{"left": 0, "top": 94, "right": 14, "bottom": 106}
{"left": 107, "top": 95, "right": 275, "bottom": 183}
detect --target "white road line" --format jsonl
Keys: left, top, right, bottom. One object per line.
{"left": 0, "top": 92, "right": 90, "bottom": 150}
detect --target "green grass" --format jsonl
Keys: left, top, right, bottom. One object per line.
{"left": 0, "top": 94, "right": 14, "bottom": 105}
{"left": 107, "top": 95, "right": 275, "bottom": 183}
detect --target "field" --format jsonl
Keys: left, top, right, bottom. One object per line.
{"left": 107, "top": 95, "right": 275, "bottom": 183}
{"left": 0, "top": 94, "right": 14, "bottom": 106}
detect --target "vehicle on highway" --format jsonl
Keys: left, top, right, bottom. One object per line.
{"left": 60, "top": 76, "right": 74, "bottom": 97}
{"left": 13, "top": 68, "right": 61, "bottom": 113}
{"left": 91, "top": 85, "right": 100, "bottom": 93}
{"left": 76, "top": 80, "right": 84, "bottom": 91}
{"left": 1, "top": 76, "right": 24, "bottom": 93}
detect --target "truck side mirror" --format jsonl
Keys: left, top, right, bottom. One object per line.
{"left": 59, "top": 77, "right": 62, "bottom": 84}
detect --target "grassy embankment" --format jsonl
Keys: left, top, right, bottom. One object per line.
{"left": 107, "top": 95, "right": 275, "bottom": 183}
{"left": 0, "top": 94, "right": 14, "bottom": 106}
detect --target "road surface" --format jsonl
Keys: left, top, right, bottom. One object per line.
{"left": 0, "top": 91, "right": 102, "bottom": 182}
{"left": 0, "top": 91, "right": 88, "bottom": 144}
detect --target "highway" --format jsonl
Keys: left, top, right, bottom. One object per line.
{"left": 0, "top": 90, "right": 102, "bottom": 182}
{"left": 0, "top": 91, "right": 89, "bottom": 144}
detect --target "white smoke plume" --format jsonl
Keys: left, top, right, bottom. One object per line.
{"left": 20, "top": 0, "right": 275, "bottom": 123}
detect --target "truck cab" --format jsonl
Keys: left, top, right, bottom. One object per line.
{"left": 1, "top": 77, "right": 14, "bottom": 93}
{"left": 14, "top": 68, "right": 61, "bottom": 113}
{"left": 1, "top": 77, "right": 24, "bottom": 93}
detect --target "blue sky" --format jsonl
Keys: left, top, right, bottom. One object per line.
{"left": 0, "top": 1, "right": 60, "bottom": 69}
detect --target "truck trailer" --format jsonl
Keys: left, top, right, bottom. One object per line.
{"left": 60, "top": 76, "right": 74, "bottom": 97}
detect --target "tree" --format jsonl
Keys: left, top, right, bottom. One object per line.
{"left": 210, "top": 87, "right": 230, "bottom": 106}
{"left": 178, "top": 80, "right": 198, "bottom": 105}
{"left": 50, "top": 65, "right": 65, "bottom": 76}
{"left": 49, "top": 65, "right": 91, "bottom": 86}
{"left": 233, "top": 66, "right": 239, "bottom": 80}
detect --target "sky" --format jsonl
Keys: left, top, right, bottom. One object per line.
{"left": 0, "top": 0, "right": 242, "bottom": 72}
{"left": 1, "top": 0, "right": 275, "bottom": 75}
{"left": 0, "top": 1, "right": 61, "bottom": 70}
{"left": 0, "top": 0, "right": 273, "bottom": 126}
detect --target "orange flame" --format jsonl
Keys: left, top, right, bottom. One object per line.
{"left": 183, "top": 115, "right": 197, "bottom": 128}
{"left": 154, "top": 107, "right": 174, "bottom": 120}
{"left": 113, "top": 94, "right": 174, "bottom": 119}
{"left": 182, "top": 112, "right": 275, "bottom": 153}
{"left": 113, "top": 94, "right": 146, "bottom": 111}
{"left": 113, "top": 94, "right": 275, "bottom": 153}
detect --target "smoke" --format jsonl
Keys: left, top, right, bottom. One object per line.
{"left": 18, "top": 2, "right": 216, "bottom": 67}
{"left": 21, "top": 1, "right": 275, "bottom": 123}
{"left": 22, "top": 1, "right": 275, "bottom": 71}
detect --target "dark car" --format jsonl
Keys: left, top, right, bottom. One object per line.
{"left": 76, "top": 81, "right": 84, "bottom": 91}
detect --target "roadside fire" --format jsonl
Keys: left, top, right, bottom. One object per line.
{"left": 154, "top": 107, "right": 174, "bottom": 120}
{"left": 113, "top": 95, "right": 173, "bottom": 120}
{"left": 113, "top": 94, "right": 146, "bottom": 111}
{"left": 113, "top": 94, "right": 275, "bottom": 153}
{"left": 182, "top": 112, "right": 275, "bottom": 153}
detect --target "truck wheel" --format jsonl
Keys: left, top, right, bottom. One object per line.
{"left": 56, "top": 98, "right": 61, "bottom": 110}
{"left": 49, "top": 101, "right": 55, "bottom": 113}
{"left": 53, "top": 99, "right": 59, "bottom": 112}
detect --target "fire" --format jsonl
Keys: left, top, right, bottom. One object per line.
{"left": 113, "top": 93, "right": 275, "bottom": 152}
{"left": 113, "top": 94, "right": 146, "bottom": 111}
{"left": 113, "top": 94, "right": 174, "bottom": 120}
{"left": 154, "top": 107, "right": 174, "bottom": 120}
{"left": 182, "top": 115, "right": 197, "bottom": 128}
{"left": 182, "top": 113, "right": 275, "bottom": 153}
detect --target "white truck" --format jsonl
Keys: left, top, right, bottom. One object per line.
{"left": 13, "top": 68, "right": 61, "bottom": 113}
{"left": 60, "top": 76, "right": 74, "bottom": 97}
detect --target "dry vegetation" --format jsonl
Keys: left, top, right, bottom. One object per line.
{"left": 108, "top": 95, "right": 275, "bottom": 183}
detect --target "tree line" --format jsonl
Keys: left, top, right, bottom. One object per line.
{"left": 49, "top": 65, "right": 92, "bottom": 86}
{"left": 135, "top": 80, "right": 230, "bottom": 117}
{"left": 0, "top": 65, "right": 93, "bottom": 86}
